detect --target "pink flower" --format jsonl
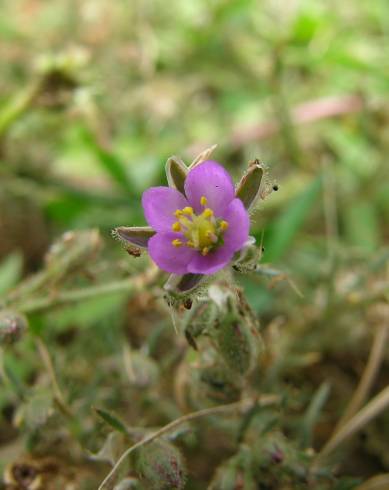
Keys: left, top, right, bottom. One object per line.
{"left": 142, "top": 161, "right": 249, "bottom": 275}
{"left": 114, "top": 156, "right": 263, "bottom": 292}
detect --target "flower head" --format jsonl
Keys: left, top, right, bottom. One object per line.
{"left": 113, "top": 151, "right": 264, "bottom": 293}
{"left": 142, "top": 161, "right": 250, "bottom": 275}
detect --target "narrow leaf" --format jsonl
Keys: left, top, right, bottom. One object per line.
{"left": 95, "top": 407, "right": 130, "bottom": 436}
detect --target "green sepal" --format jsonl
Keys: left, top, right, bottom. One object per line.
{"left": 165, "top": 155, "right": 188, "bottom": 193}
{"left": 189, "top": 144, "right": 218, "bottom": 169}
{"left": 112, "top": 226, "right": 155, "bottom": 249}
{"left": 235, "top": 160, "right": 264, "bottom": 210}
{"left": 164, "top": 273, "right": 204, "bottom": 295}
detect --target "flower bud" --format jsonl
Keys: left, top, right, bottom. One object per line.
{"left": 0, "top": 310, "right": 27, "bottom": 345}
{"left": 235, "top": 160, "right": 264, "bottom": 210}
{"left": 213, "top": 297, "right": 261, "bottom": 375}
{"left": 135, "top": 439, "right": 186, "bottom": 490}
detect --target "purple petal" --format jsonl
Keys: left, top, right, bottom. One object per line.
{"left": 148, "top": 232, "right": 196, "bottom": 274}
{"left": 187, "top": 246, "right": 234, "bottom": 275}
{"left": 184, "top": 161, "right": 235, "bottom": 216}
{"left": 142, "top": 187, "right": 188, "bottom": 232}
{"left": 222, "top": 198, "right": 250, "bottom": 252}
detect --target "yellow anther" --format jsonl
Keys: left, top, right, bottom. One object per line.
{"left": 182, "top": 206, "right": 194, "bottom": 215}
{"left": 201, "top": 247, "right": 210, "bottom": 256}
{"left": 200, "top": 196, "right": 208, "bottom": 206}
{"left": 219, "top": 220, "right": 229, "bottom": 231}
{"left": 174, "top": 210, "right": 183, "bottom": 218}
{"left": 202, "top": 208, "right": 214, "bottom": 218}
{"left": 172, "top": 222, "right": 181, "bottom": 232}
{"left": 172, "top": 239, "right": 182, "bottom": 247}
{"left": 187, "top": 240, "right": 195, "bottom": 248}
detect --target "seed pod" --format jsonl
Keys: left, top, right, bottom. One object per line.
{"left": 136, "top": 439, "right": 186, "bottom": 490}
{"left": 0, "top": 310, "right": 28, "bottom": 345}
{"left": 213, "top": 297, "right": 261, "bottom": 375}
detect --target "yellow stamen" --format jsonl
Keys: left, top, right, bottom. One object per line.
{"left": 172, "top": 239, "right": 182, "bottom": 247}
{"left": 172, "top": 222, "right": 181, "bottom": 232}
{"left": 201, "top": 247, "right": 210, "bottom": 256}
{"left": 219, "top": 220, "right": 229, "bottom": 231}
{"left": 174, "top": 210, "right": 183, "bottom": 218}
{"left": 187, "top": 240, "right": 195, "bottom": 248}
{"left": 200, "top": 196, "right": 208, "bottom": 206}
{"left": 182, "top": 206, "right": 194, "bottom": 215}
{"left": 202, "top": 208, "right": 213, "bottom": 218}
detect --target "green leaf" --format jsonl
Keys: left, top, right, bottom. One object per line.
{"left": 94, "top": 407, "right": 130, "bottom": 436}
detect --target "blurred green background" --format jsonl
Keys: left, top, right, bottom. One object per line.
{"left": 1, "top": 0, "right": 389, "bottom": 488}
{"left": 1, "top": 0, "right": 389, "bottom": 258}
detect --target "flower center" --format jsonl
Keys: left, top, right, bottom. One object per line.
{"left": 171, "top": 196, "right": 229, "bottom": 256}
